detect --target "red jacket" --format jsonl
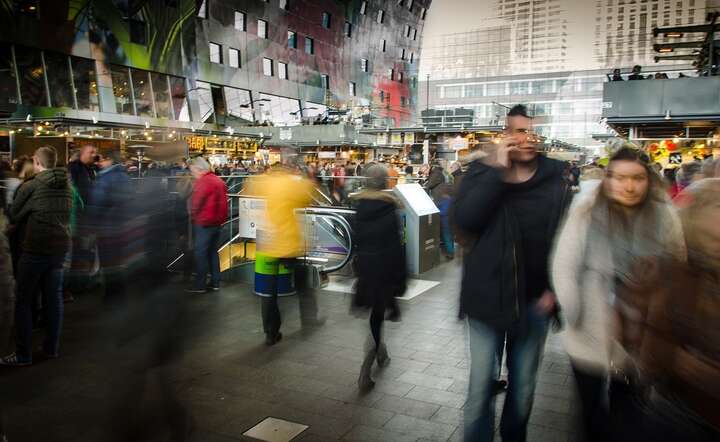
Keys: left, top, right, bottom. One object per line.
{"left": 191, "top": 172, "right": 228, "bottom": 226}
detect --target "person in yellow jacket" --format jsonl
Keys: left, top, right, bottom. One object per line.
{"left": 245, "top": 161, "right": 317, "bottom": 345}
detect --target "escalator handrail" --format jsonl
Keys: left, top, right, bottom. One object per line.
{"left": 299, "top": 208, "right": 354, "bottom": 273}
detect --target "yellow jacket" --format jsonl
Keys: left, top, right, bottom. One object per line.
{"left": 245, "top": 170, "right": 314, "bottom": 258}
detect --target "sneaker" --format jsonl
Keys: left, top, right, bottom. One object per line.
{"left": 184, "top": 288, "right": 206, "bottom": 294}
{"left": 0, "top": 353, "right": 31, "bottom": 366}
{"left": 207, "top": 286, "right": 220, "bottom": 292}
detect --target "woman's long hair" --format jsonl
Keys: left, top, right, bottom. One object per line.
{"left": 591, "top": 146, "right": 672, "bottom": 279}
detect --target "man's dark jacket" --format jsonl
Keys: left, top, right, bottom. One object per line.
{"left": 67, "top": 160, "right": 94, "bottom": 204}
{"left": 453, "top": 156, "right": 571, "bottom": 329}
{"left": 10, "top": 168, "right": 72, "bottom": 256}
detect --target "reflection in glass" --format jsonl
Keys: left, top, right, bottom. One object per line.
{"left": 15, "top": 46, "right": 46, "bottom": 106}
{"left": 211, "top": 84, "right": 226, "bottom": 125}
{"left": 43, "top": 52, "right": 73, "bottom": 108}
{"left": 151, "top": 72, "right": 172, "bottom": 119}
{"left": 169, "top": 75, "right": 189, "bottom": 121}
{"left": 224, "top": 86, "right": 253, "bottom": 124}
{"left": 258, "top": 92, "right": 301, "bottom": 126}
{"left": 109, "top": 65, "right": 133, "bottom": 114}
{"left": 131, "top": 69, "right": 153, "bottom": 117}
{"left": 0, "top": 45, "right": 18, "bottom": 106}
{"left": 193, "top": 80, "right": 214, "bottom": 123}
{"left": 71, "top": 57, "right": 99, "bottom": 111}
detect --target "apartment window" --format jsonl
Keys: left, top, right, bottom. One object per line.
{"left": 380, "top": 39, "right": 386, "bottom": 52}
{"left": 197, "top": 0, "right": 207, "bottom": 18}
{"left": 209, "top": 42, "right": 222, "bottom": 64}
{"left": 234, "top": 11, "right": 246, "bottom": 31}
{"left": 408, "top": 0, "right": 414, "bottom": 11}
{"left": 228, "top": 48, "right": 240, "bottom": 68}
{"left": 321, "top": 74, "right": 329, "bottom": 89}
{"left": 360, "top": 1, "right": 367, "bottom": 14}
{"left": 279, "top": 62, "right": 288, "bottom": 80}
{"left": 128, "top": 19, "right": 147, "bottom": 45}
{"left": 405, "top": 25, "right": 411, "bottom": 37}
{"left": 413, "top": 28, "right": 418, "bottom": 40}
{"left": 344, "top": 21, "right": 352, "bottom": 37}
{"left": 377, "top": 9, "right": 385, "bottom": 24}
{"left": 43, "top": 52, "right": 73, "bottom": 108}
{"left": 400, "top": 48, "right": 406, "bottom": 60}
{"left": 305, "top": 37, "right": 315, "bottom": 55}
{"left": 361, "top": 59, "right": 368, "bottom": 72}
{"left": 258, "top": 19, "right": 268, "bottom": 38}
{"left": 130, "top": 69, "right": 153, "bottom": 117}
{"left": 399, "top": 72, "right": 404, "bottom": 83}
{"left": 288, "top": 31, "right": 297, "bottom": 48}
{"left": 322, "top": 12, "right": 331, "bottom": 29}
{"left": 410, "top": 52, "right": 414, "bottom": 63}
{"left": 280, "top": 0, "right": 289, "bottom": 10}
{"left": 349, "top": 82, "right": 356, "bottom": 96}
{"left": 263, "top": 58, "right": 273, "bottom": 76}
{"left": 388, "top": 68, "right": 394, "bottom": 80}
{"left": 421, "top": 7, "right": 427, "bottom": 20}
{"left": 71, "top": 56, "right": 100, "bottom": 111}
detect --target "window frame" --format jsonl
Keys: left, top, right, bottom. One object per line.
{"left": 234, "top": 11, "right": 246, "bottom": 31}
{"left": 258, "top": 19, "right": 268, "bottom": 39}
{"left": 263, "top": 58, "right": 274, "bottom": 77}
{"left": 228, "top": 48, "right": 241, "bottom": 68}
{"left": 209, "top": 42, "right": 223, "bottom": 64}
{"left": 278, "top": 62, "right": 288, "bottom": 80}
{"left": 305, "top": 36, "right": 315, "bottom": 55}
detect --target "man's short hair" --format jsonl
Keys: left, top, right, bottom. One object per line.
{"left": 507, "top": 104, "right": 531, "bottom": 119}
{"left": 34, "top": 146, "right": 58, "bottom": 169}
{"left": 188, "top": 156, "right": 211, "bottom": 171}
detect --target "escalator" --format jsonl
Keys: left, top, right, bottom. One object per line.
{"left": 166, "top": 206, "right": 355, "bottom": 287}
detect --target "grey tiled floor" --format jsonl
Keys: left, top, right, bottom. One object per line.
{"left": 0, "top": 261, "right": 579, "bottom": 441}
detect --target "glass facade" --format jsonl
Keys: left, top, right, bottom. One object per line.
{"left": 258, "top": 92, "right": 301, "bottom": 126}
{"left": 130, "top": 68, "right": 153, "bottom": 117}
{"left": 224, "top": 86, "right": 253, "bottom": 124}
{"left": 151, "top": 72, "right": 172, "bottom": 119}
{"left": 15, "top": 46, "right": 46, "bottom": 106}
{"left": 109, "top": 65, "right": 132, "bottom": 115}
{"left": 0, "top": 45, "right": 17, "bottom": 106}
{"left": 71, "top": 57, "right": 99, "bottom": 112}
{"left": 43, "top": 51, "right": 73, "bottom": 108}
{"left": 169, "top": 75, "right": 189, "bottom": 121}
{"left": 193, "top": 80, "right": 214, "bottom": 123}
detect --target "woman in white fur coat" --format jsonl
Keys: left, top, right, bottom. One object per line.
{"left": 551, "top": 146, "right": 685, "bottom": 442}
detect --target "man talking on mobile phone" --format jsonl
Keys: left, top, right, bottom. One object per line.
{"left": 454, "top": 105, "right": 572, "bottom": 442}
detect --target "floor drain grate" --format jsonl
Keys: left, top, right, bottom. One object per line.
{"left": 242, "top": 417, "right": 309, "bottom": 442}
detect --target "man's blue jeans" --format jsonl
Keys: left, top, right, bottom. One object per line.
{"left": 464, "top": 306, "right": 549, "bottom": 442}
{"left": 15, "top": 253, "right": 66, "bottom": 363}
{"left": 192, "top": 225, "right": 221, "bottom": 290}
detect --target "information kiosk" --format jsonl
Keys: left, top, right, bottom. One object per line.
{"left": 393, "top": 183, "right": 441, "bottom": 275}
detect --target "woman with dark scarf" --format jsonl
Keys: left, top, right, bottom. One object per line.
{"left": 351, "top": 164, "right": 406, "bottom": 391}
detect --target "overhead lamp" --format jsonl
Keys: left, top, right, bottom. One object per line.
{"left": 44, "top": 121, "right": 50, "bottom": 126}
{"left": 9, "top": 130, "right": 14, "bottom": 135}
{"left": 121, "top": 130, "right": 127, "bottom": 135}
{"left": 664, "top": 32, "right": 683, "bottom": 38}
{"left": 673, "top": 137, "right": 680, "bottom": 144}
{"left": 664, "top": 110, "right": 672, "bottom": 120}
{"left": 92, "top": 116, "right": 98, "bottom": 124}
{"left": 658, "top": 47, "right": 674, "bottom": 53}
{"left": 25, "top": 114, "right": 31, "bottom": 122}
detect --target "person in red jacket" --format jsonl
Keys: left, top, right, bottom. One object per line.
{"left": 187, "top": 157, "right": 228, "bottom": 293}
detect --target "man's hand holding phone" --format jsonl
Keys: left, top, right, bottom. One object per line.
{"left": 485, "top": 135, "right": 520, "bottom": 170}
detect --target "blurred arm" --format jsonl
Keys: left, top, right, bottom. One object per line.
{"left": 551, "top": 203, "right": 589, "bottom": 325}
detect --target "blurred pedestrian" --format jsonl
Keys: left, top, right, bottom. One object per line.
{"left": 634, "top": 179, "right": 720, "bottom": 442}
{"left": 629, "top": 65, "right": 645, "bottom": 80}
{"left": 186, "top": 157, "right": 227, "bottom": 293}
{"left": 68, "top": 145, "right": 96, "bottom": 206}
{"left": 351, "top": 164, "right": 406, "bottom": 390}
{"left": 90, "top": 151, "right": 133, "bottom": 305}
{"left": 551, "top": 146, "right": 685, "bottom": 442}
{"left": 1, "top": 146, "right": 72, "bottom": 366}
{"left": 454, "top": 105, "right": 572, "bottom": 442}
{"left": 245, "top": 154, "right": 317, "bottom": 346}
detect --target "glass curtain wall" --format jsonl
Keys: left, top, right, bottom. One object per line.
{"left": 71, "top": 57, "right": 100, "bottom": 111}
{"left": 43, "top": 51, "right": 74, "bottom": 108}
{"left": 15, "top": 46, "right": 46, "bottom": 106}
{"left": 0, "top": 45, "right": 17, "bottom": 106}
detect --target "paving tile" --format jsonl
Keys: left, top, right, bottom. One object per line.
{"left": 372, "top": 394, "right": 441, "bottom": 420}
{"left": 383, "top": 414, "right": 457, "bottom": 441}
{"left": 430, "top": 406, "right": 464, "bottom": 426}
{"left": 423, "top": 363, "right": 469, "bottom": 381}
{"left": 395, "top": 371, "right": 455, "bottom": 391}
{"left": 405, "top": 386, "right": 467, "bottom": 408}
{"left": 341, "top": 424, "right": 418, "bottom": 442}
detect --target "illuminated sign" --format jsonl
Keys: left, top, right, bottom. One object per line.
{"left": 185, "top": 135, "right": 258, "bottom": 152}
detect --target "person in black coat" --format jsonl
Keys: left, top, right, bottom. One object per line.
{"left": 454, "top": 105, "right": 572, "bottom": 442}
{"left": 351, "top": 163, "right": 407, "bottom": 391}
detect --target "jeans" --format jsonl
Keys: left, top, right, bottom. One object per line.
{"left": 572, "top": 365, "right": 609, "bottom": 442}
{"left": 440, "top": 215, "right": 455, "bottom": 256}
{"left": 15, "top": 253, "right": 66, "bottom": 362}
{"left": 464, "top": 306, "right": 549, "bottom": 442}
{"left": 192, "top": 225, "right": 221, "bottom": 290}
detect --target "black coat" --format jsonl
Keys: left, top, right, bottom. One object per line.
{"left": 453, "top": 157, "right": 571, "bottom": 328}
{"left": 352, "top": 191, "right": 407, "bottom": 308}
